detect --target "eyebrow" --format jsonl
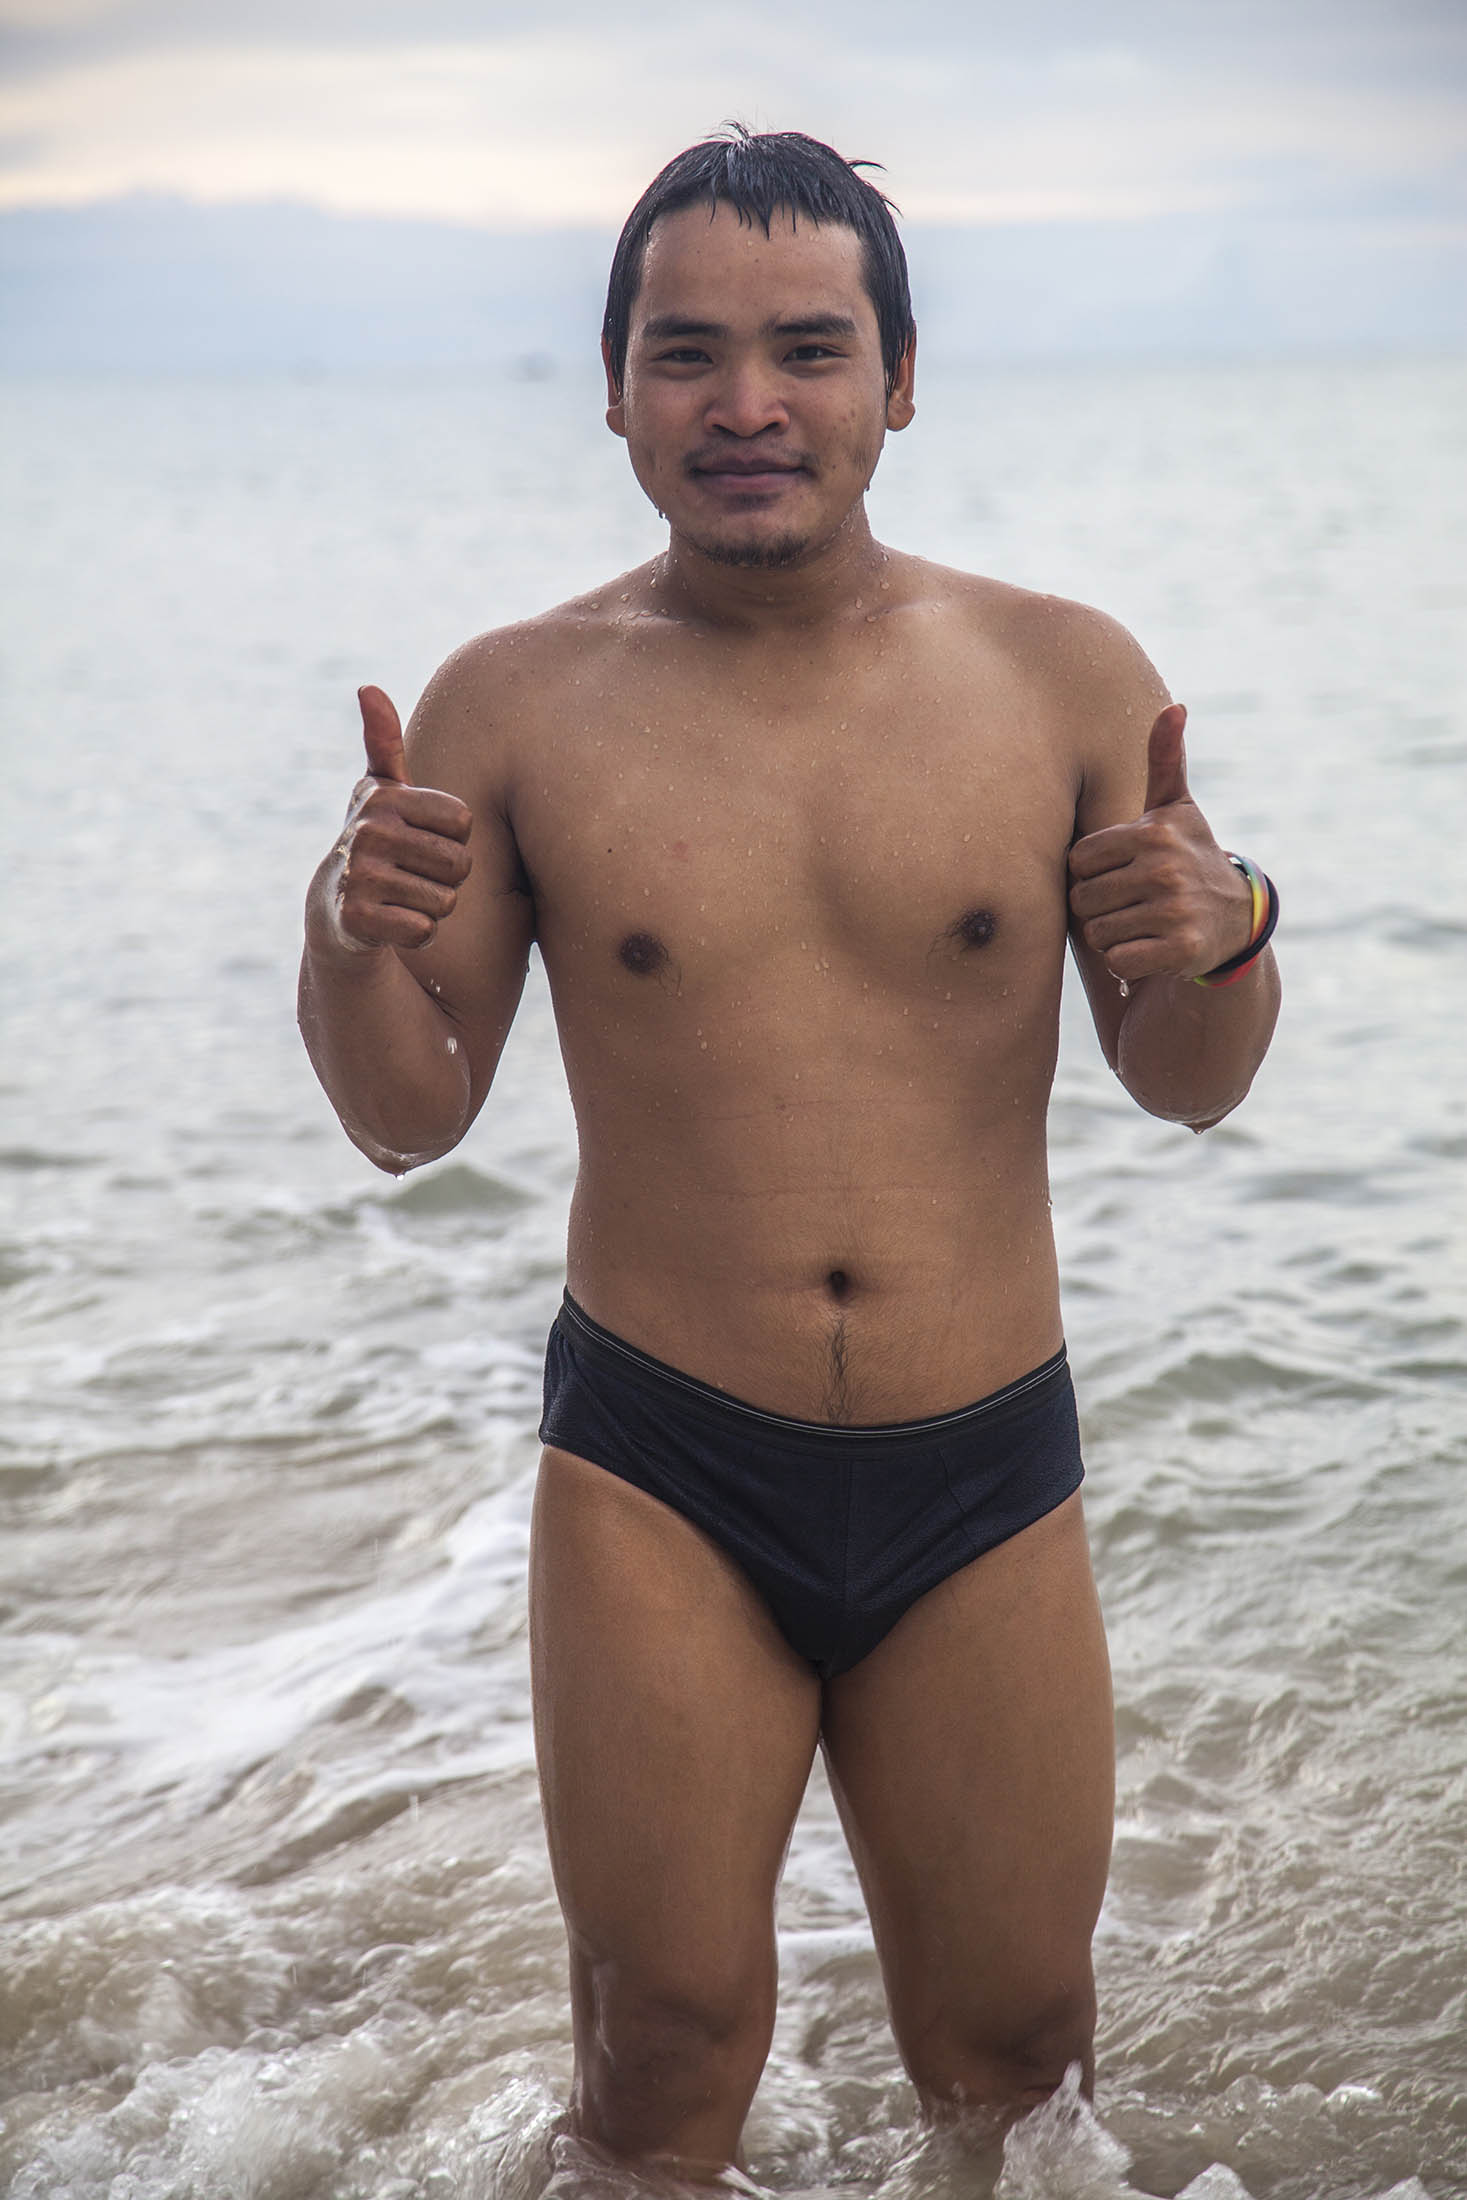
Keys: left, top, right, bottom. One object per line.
{"left": 639, "top": 313, "right": 861, "bottom": 343}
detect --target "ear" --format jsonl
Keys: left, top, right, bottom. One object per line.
{"left": 885, "top": 329, "right": 917, "bottom": 432}
{"left": 601, "top": 335, "right": 627, "bottom": 439}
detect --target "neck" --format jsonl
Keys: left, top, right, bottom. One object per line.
{"left": 652, "top": 503, "right": 892, "bottom": 633}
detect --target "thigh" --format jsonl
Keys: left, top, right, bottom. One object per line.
{"left": 820, "top": 1492, "right": 1114, "bottom": 2088}
{"left": 530, "top": 1445, "right": 822, "bottom": 2011}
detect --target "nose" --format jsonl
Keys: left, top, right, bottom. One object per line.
{"left": 703, "top": 356, "right": 788, "bottom": 440}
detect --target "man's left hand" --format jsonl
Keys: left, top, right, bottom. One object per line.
{"left": 1067, "top": 704, "right": 1255, "bottom": 985}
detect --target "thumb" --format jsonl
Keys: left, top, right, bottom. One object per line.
{"left": 358, "top": 684, "right": 408, "bottom": 785}
{"left": 1143, "top": 702, "right": 1190, "bottom": 811}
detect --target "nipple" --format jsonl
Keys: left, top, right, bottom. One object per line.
{"left": 618, "top": 930, "right": 669, "bottom": 977}
{"left": 951, "top": 908, "right": 997, "bottom": 950}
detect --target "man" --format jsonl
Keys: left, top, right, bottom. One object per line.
{"left": 298, "top": 128, "right": 1279, "bottom": 2173}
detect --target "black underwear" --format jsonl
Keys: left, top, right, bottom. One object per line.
{"left": 539, "top": 1292, "right": 1085, "bottom": 1680}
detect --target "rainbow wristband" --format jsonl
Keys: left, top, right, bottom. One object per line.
{"left": 1193, "top": 854, "right": 1278, "bottom": 988}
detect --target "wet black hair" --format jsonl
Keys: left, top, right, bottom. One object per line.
{"left": 603, "top": 124, "right": 916, "bottom": 397}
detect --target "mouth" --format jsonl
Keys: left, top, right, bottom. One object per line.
{"left": 686, "top": 456, "right": 809, "bottom": 496}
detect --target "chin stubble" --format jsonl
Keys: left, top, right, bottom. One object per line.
{"left": 695, "top": 532, "right": 812, "bottom": 570}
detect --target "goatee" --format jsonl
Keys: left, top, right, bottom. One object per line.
{"left": 698, "top": 533, "right": 811, "bottom": 570}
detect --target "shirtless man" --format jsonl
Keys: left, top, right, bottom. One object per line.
{"left": 298, "top": 129, "right": 1280, "bottom": 2173}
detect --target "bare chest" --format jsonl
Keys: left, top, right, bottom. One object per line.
{"left": 507, "top": 639, "right": 1078, "bottom": 1002}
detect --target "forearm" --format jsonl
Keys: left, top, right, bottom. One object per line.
{"left": 298, "top": 868, "right": 473, "bottom": 1172}
{"left": 1115, "top": 948, "right": 1281, "bottom": 1130}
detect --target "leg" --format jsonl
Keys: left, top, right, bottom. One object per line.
{"left": 530, "top": 1446, "right": 822, "bottom": 2172}
{"left": 820, "top": 1491, "right": 1114, "bottom": 2121}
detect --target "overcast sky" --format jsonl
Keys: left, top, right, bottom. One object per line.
{"left": 1, "top": 0, "right": 1464, "bottom": 234}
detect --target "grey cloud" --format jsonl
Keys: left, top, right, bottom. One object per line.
{"left": 3, "top": 0, "right": 1465, "bottom": 84}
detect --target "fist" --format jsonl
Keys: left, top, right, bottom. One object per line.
{"left": 1067, "top": 705, "right": 1254, "bottom": 983}
{"left": 326, "top": 686, "right": 473, "bottom": 952}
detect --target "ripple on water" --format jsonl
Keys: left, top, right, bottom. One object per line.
{"left": 383, "top": 1162, "right": 538, "bottom": 1220}
{"left": 1083, "top": 1344, "right": 1388, "bottom": 1436}
{"left": 0, "top": 1147, "right": 103, "bottom": 1172}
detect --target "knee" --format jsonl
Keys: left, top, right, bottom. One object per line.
{"left": 574, "top": 1955, "right": 772, "bottom": 2154}
{"left": 901, "top": 1979, "right": 1096, "bottom": 2118}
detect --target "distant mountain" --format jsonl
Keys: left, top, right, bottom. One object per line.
{"left": 2, "top": 194, "right": 1463, "bottom": 372}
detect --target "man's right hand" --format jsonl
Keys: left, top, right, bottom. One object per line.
{"left": 325, "top": 685, "right": 474, "bottom": 954}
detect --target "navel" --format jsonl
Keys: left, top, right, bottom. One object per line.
{"left": 825, "top": 1267, "right": 854, "bottom": 1302}
{"left": 618, "top": 930, "right": 669, "bottom": 977}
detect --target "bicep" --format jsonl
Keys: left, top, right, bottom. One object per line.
{"left": 397, "top": 660, "right": 537, "bottom": 1110}
{"left": 1059, "top": 611, "right": 1172, "bottom": 1065}
{"left": 405, "top": 808, "right": 534, "bottom": 1108}
{"left": 1068, "top": 622, "right": 1170, "bottom": 845}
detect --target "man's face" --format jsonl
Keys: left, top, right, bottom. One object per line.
{"left": 605, "top": 200, "right": 914, "bottom": 570}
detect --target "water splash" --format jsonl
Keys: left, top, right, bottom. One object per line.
{"left": 997, "top": 2068, "right": 1136, "bottom": 2198}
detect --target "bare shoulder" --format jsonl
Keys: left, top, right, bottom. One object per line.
{"left": 1000, "top": 585, "right": 1169, "bottom": 728}
{"left": 900, "top": 557, "right": 1170, "bottom": 806}
{"left": 900, "top": 556, "right": 1167, "bottom": 709}
{"left": 400, "top": 565, "right": 656, "bottom": 795}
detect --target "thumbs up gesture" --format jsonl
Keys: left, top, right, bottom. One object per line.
{"left": 1067, "top": 705, "right": 1255, "bottom": 985}
{"left": 325, "top": 686, "right": 473, "bottom": 954}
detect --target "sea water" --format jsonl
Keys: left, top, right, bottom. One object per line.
{"left": 1, "top": 357, "right": 1464, "bottom": 2198}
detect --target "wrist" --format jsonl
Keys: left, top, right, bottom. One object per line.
{"left": 304, "top": 864, "right": 395, "bottom": 976}
{"left": 1194, "top": 855, "right": 1277, "bottom": 988}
